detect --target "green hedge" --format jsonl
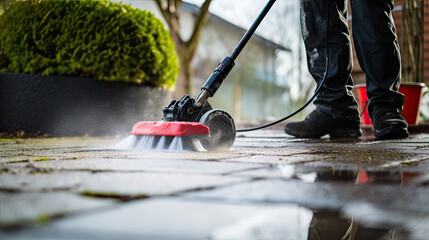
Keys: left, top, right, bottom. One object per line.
{"left": 0, "top": 0, "right": 178, "bottom": 87}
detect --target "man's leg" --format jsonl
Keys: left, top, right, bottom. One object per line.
{"left": 350, "top": 0, "right": 408, "bottom": 139}
{"left": 285, "top": 0, "right": 361, "bottom": 138}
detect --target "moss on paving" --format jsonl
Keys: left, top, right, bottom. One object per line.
{"left": 33, "top": 157, "right": 50, "bottom": 162}
{"left": 81, "top": 190, "right": 149, "bottom": 201}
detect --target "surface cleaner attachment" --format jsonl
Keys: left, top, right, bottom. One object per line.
{"left": 129, "top": 93, "right": 236, "bottom": 151}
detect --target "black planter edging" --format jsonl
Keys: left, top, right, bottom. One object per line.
{"left": 0, "top": 73, "right": 168, "bottom": 136}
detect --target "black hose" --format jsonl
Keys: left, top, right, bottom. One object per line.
{"left": 237, "top": 0, "right": 330, "bottom": 133}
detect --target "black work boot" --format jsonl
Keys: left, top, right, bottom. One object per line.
{"left": 284, "top": 109, "right": 362, "bottom": 138}
{"left": 372, "top": 111, "right": 409, "bottom": 140}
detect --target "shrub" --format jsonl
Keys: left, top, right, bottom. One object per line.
{"left": 0, "top": 0, "right": 178, "bottom": 87}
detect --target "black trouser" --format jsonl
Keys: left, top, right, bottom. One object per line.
{"left": 301, "top": 0, "right": 404, "bottom": 122}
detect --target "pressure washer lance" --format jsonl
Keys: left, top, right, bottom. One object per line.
{"left": 125, "top": 0, "right": 329, "bottom": 151}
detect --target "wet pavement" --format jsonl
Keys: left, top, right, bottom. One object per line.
{"left": 0, "top": 131, "right": 429, "bottom": 239}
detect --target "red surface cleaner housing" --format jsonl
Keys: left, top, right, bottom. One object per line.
{"left": 130, "top": 121, "right": 210, "bottom": 136}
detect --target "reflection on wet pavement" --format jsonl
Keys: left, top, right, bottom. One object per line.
{"left": 306, "top": 210, "right": 403, "bottom": 240}
{"left": 197, "top": 165, "right": 429, "bottom": 239}
{"left": 282, "top": 166, "right": 429, "bottom": 239}
{"left": 279, "top": 165, "right": 429, "bottom": 186}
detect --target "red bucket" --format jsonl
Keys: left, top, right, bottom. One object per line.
{"left": 355, "top": 83, "right": 426, "bottom": 126}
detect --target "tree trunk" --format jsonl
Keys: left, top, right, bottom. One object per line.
{"left": 176, "top": 52, "right": 194, "bottom": 97}
{"left": 401, "top": 0, "right": 424, "bottom": 82}
{"left": 155, "top": 0, "right": 212, "bottom": 98}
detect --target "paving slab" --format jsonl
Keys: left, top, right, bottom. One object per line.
{"left": 184, "top": 178, "right": 429, "bottom": 223}
{"left": 1, "top": 148, "right": 246, "bottom": 164}
{"left": 221, "top": 153, "right": 327, "bottom": 165}
{"left": 76, "top": 172, "right": 247, "bottom": 198}
{"left": 0, "top": 170, "right": 247, "bottom": 198}
{"left": 228, "top": 134, "right": 429, "bottom": 169}
{"left": 0, "top": 137, "right": 116, "bottom": 150}
{"left": 0, "top": 198, "right": 315, "bottom": 240}
{"left": 0, "top": 170, "right": 83, "bottom": 192}
{"left": 2, "top": 158, "right": 265, "bottom": 175}
{"left": 0, "top": 192, "right": 115, "bottom": 229}
{"left": 1, "top": 137, "right": 248, "bottom": 165}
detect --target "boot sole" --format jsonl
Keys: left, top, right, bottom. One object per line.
{"left": 329, "top": 128, "right": 362, "bottom": 138}
{"left": 375, "top": 126, "right": 409, "bottom": 140}
{"left": 285, "top": 127, "right": 361, "bottom": 139}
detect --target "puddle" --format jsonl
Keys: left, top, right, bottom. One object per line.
{"left": 266, "top": 165, "right": 429, "bottom": 238}
{"left": 209, "top": 205, "right": 410, "bottom": 240}
{"left": 278, "top": 165, "right": 429, "bottom": 186}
